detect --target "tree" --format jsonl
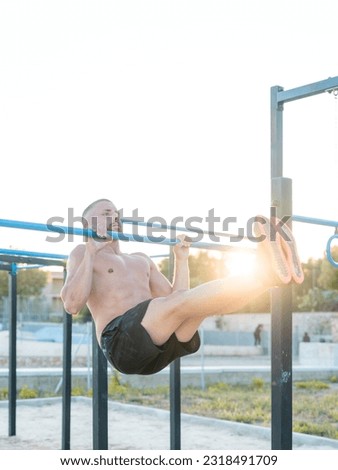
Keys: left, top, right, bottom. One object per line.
{"left": 0, "top": 268, "right": 48, "bottom": 297}
{"left": 0, "top": 271, "right": 8, "bottom": 297}
{"left": 297, "top": 287, "right": 338, "bottom": 312}
{"left": 158, "top": 250, "right": 226, "bottom": 288}
{"left": 294, "top": 249, "right": 338, "bottom": 311}
{"left": 317, "top": 246, "right": 338, "bottom": 290}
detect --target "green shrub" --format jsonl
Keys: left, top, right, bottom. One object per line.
{"left": 251, "top": 377, "right": 265, "bottom": 390}
{"left": 71, "top": 386, "right": 86, "bottom": 396}
{"left": 206, "top": 382, "right": 230, "bottom": 393}
{"left": 18, "top": 385, "right": 38, "bottom": 399}
{"left": 295, "top": 380, "right": 329, "bottom": 390}
{"left": 0, "top": 388, "right": 8, "bottom": 400}
{"left": 108, "top": 372, "right": 130, "bottom": 397}
{"left": 294, "top": 421, "right": 338, "bottom": 439}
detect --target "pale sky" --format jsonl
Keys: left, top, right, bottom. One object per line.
{"left": 1, "top": 0, "right": 338, "bottom": 263}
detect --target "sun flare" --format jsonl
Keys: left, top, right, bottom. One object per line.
{"left": 225, "top": 251, "right": 257, "bottom": 277}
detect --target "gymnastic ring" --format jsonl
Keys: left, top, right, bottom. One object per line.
{"left": 326, "top": 234, "right": 338, "bottom": 268}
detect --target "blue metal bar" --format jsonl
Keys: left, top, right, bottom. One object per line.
{"left": 292, "top": 215, "right": 338, "bottom": 228}
{"left": 0, "top": 218, "right": 105, "bottom": 237}
{"left": 0, "top": 218, "right": 246, "bottom": 253}
{"left": 326, "top": 235, "right": 338, "bottom": 268}
{"left": 0, "top": 254, "right": 65, "bottom": 267}
{"left": 0, "top": 248, "right": 67, "bottom": 260}
{"left": 292, "top": 216, "right": 338, "bottom": 269}
{"left": 17, "top": 264, "right": 45, "bottom": 270}
{"left": 121, "top": 217, "right": 246, "bottom": 240}
{"left": 271, "top": 86, "right": 284, "bottom": 178}
{"left": 277, "top": 76, "right": 338, "bottom": 104}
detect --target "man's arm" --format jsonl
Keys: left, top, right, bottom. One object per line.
{"left": 171, "top": 235, "right": 190, "bottom": 291}
{"left": 144, "top": 235, "right": 191, "bottom": 297}
{"left": 60, "top": 238, "right": 105, "bottom": 315}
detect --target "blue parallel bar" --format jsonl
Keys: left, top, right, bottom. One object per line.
{"left": 292, "top": 215, "right": 338, "bottom": 228}
{"left": 121, "top": 217, "right": 244, "bottom": 240}
{"left": 0, "top": 248, "right": 67, "bottom": 260}
{"left": 292, "top": 216, "right": 338, "bottom": 269}
{"left": 277, "top": 76, "right": 338, "bottom": 104}
{"left": 0, "top": 218, "right": 243, "bottom": 253}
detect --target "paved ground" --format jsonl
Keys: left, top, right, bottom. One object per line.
{"left": 1, "top": 397, "right": 338, "bottom": 451}
{"left": 1, "top": 332, "right": 338, "bottom": 451}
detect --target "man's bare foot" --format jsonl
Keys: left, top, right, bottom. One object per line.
{"left": 253, "top": 215, "right": 291, "bottom": 286}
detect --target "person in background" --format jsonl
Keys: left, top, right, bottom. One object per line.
{"left": 302, "top": 332, "right": 311, "bottom": 342}
{"left": 254, "top": 324, "right": 263, "bottom": 346}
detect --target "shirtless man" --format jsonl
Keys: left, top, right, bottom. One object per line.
{"left": 61, "top": 199, "right": 304, "bottom": 375}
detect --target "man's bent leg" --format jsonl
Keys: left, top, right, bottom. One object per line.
{"left": 142, "top": 220, "right": 303, "bottom": 347}
{"left": 141, "top": 274, "right": 271, "bottom": 346}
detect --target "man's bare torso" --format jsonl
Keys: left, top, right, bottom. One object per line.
{"left": 82, "top": 246, "right": 154, "bottom": 340}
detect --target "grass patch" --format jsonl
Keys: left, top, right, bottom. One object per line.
{"left": 0, "top": 388, "right": 8, "bottom": 400}
{"left": 0, "top": 375, "right": 336, "bottom": 440}
{"left": 107, "top": 376, "right": 338, "bottom": 440}
{"left": 294, "top": 421, "right": 338, "bottom": 439}
{"left": 294, "top": 380, "right": 330, "bottom": 390}
{"left": 18, "top": 385, "right": 39, "bottom": 399}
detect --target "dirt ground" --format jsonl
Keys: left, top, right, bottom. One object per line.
{"left": 1, "top": 397, "right": 338, "bottom": 451}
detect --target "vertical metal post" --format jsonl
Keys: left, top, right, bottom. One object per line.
{"left": 169, "top": 246, "right": 181, "bottom": 450}
{"left": 170, "top": 359, "right": 181, "bottom": 449}
{"left": 8, "top": 263, "right": 17, "bottom": 436}
{"left": 271, "top": 86, "right": 284, "bottom": 179}
{"left": 92, "top": 322, "right": 108, "bottom": 450}
{"left": 270, "top": 84, "right": 293, "bottom": 450}
{"left": 62, "top": 267, "right": 72, "bottom": 450}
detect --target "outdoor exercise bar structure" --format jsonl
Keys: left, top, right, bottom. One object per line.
{"left": 0, "top": 218, "right": 251, "bottom": 253}
{"left": 292, "top": 215, "right": 338, "bottom": 269}
{"left": 270, "top": 74, "right": 338, "bottom": 449}
{"left": 1, "top": 74, "right": 338, "bottom": 451}
{"left": 0, "top": 249, "right": 69, "bottom": 447}
{"left": 2, "top": 208, "right": 338, "bottom": 450}
{"left": 0, "top": 219, "right": 247, "bottom": 450}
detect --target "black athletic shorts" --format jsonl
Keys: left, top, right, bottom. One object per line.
{"left": 100, "top": 299, "right": 200, "bottom": 375}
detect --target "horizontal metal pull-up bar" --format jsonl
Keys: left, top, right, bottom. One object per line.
{"left": 121, "top": 217, "right": 247, "bottom": 240}
{"left": 0, "top": 218, "right": 250, "bottom": 253}
{"left": 276, "top": 75, "right": 338, "bottom": 104}
{"left": 292, "top": 215, "right": 338, "bottom": 269}
{"left": 0, "top": 248, "right": 67, "bottom": 260}
{"left": 292, "top": 214, "right": 338, "bottom": 228}
{"left": 0, "top": 248, "right": 67, "bottom": 268}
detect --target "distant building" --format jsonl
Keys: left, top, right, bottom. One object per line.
{"left": 42, "top": 270, "right": 64, "bottom": 312}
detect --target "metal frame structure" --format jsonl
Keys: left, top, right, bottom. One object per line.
{"left": 1, "top": 75, "right": 338, "bottom": 450}
{"left": 270, "top": 75, "right": 338, "bottom": 449}
{"left": 0, "top": 250, "right": 69, "bottom": 445}
{"left": 0, "top": 221, "right": 240, "bottom": 450}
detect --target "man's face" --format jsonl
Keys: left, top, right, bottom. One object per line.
{"left": 86, "top": 201, "right": 120, "bottom": 237}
